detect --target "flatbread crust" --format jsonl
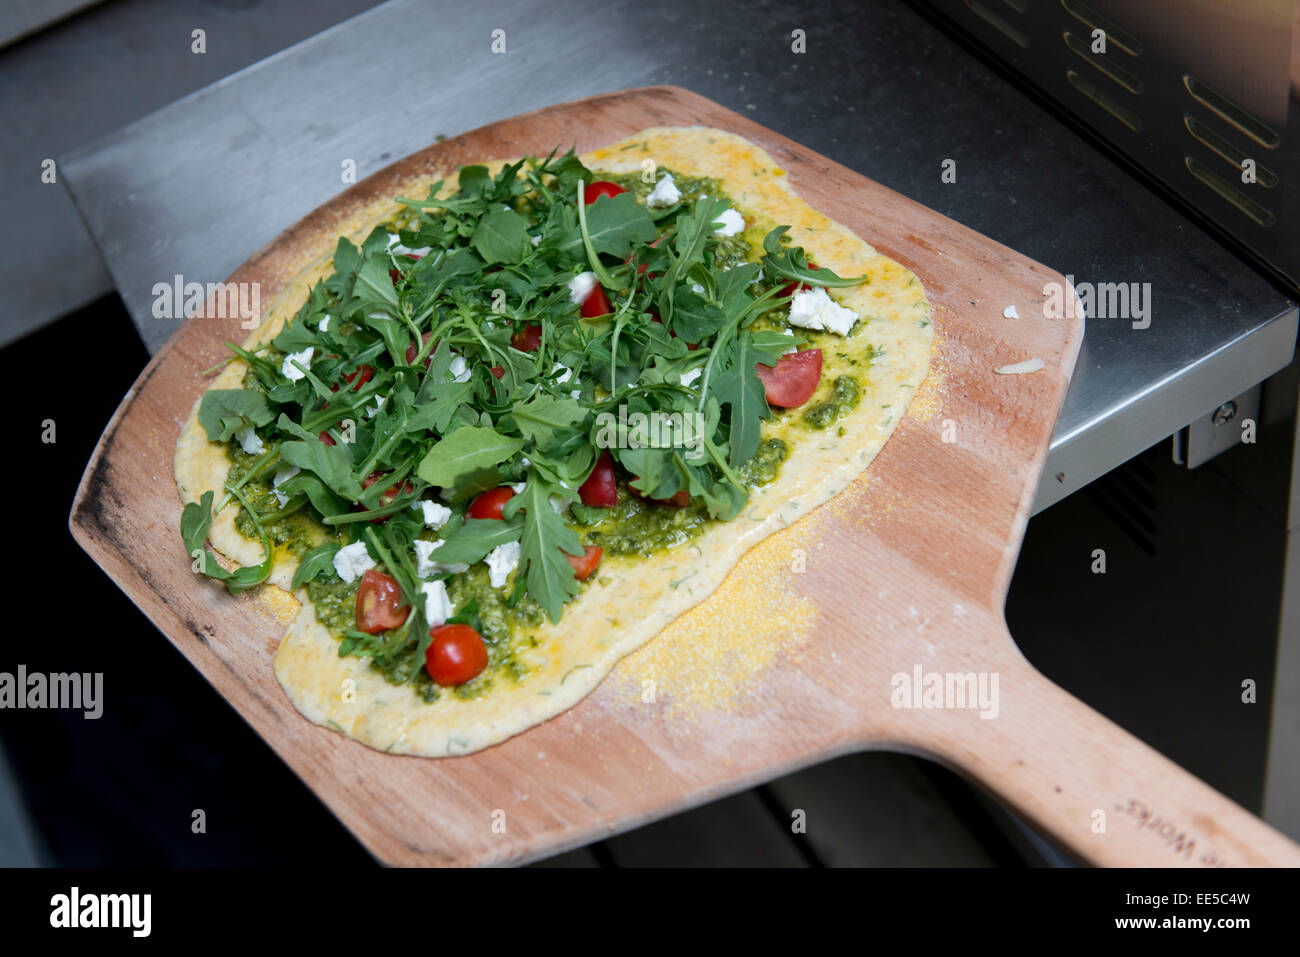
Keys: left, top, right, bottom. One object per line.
{"left": 174, "top": 126, "right": 933, "bottom": 756}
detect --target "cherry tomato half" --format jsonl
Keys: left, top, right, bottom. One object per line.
{"left": 467, "top": 486, "right": 515, "bottom": 520}
{"left": 754, "top": 349, "right": 822, "bottom": 408}
{"left": 580, "top": 284, "right": 612, "bottom": 318}
{"left": 489, "top": 365, "right": 505, "bottom": 379}
{"left": 584, "top": 180, "right": 626, "bottom": 204}
{"left": 426, "top": 624, "right": 488, "bottom": 686}
{"left": 319, "top": 430, "right": 336, "bottom": 446}
{"left": 578, "top": 451, "right": 617, "bottom": 507}
{"left": 566, "top": 545, "right": 603, "bottom": 581}
{"left": 355, "top": 569, "right": 410, "bottom": 635}
{"left": 511, "top": 324, "right": 543, "bottom": 352}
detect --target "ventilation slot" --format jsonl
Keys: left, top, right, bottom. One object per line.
{"left": 1066, "top": 69, "right": 1142, "bottom": 131}
{"left": 1063, "top": 31, "right": 1142, "bottom": 93}
{"left": 963, "top": 0, "right": 1030, "bottom": 47}
{"left": 1185, "top": 156, "right": 1276, "bottom": 226}
{"left": 1185, "top": 116, "right": 1278, "bottom": 189}
{"left": 1060, "top": 0, "right": 1142, "bottom": 56}
{"left": 1184, "top": 75, "right": 1281, "bottom": 149}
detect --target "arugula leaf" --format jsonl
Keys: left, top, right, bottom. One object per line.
{"left": 509, "top": 393, "right": 588, "bottom": 450}
{"left": 471, "top": 208, "right": 531, "bottom": 264}
{"left": 292, "top": 542, "right": 341, "bottom": 589}
{"left": 279, "top": 439, "right": 363, "bottom": 499}
{"left": 760, "top": 226, "right": 866, "bottom": 287}
{"left": 502, "top": 478, "right": 584, "bottom": 622}
{"left": 416, "top": 426, "right": 523, "bottom": 488}
{"left": 181, "top": 490, "right": 272, "bottom": 594}
{"left": 198, "top": 390, "right": 273, "bottom": 443}
{"left": 559, "top": 191, "right": 657, "bottom": 259}
{"left": 709, "top": 332, "right": 769, "bottom": 468}
{"left": 431, "top": 516, "right": 523, "bottom": 565}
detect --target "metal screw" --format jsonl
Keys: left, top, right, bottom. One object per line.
{"left": 1212, "top": 401, "right": 1238, "bottom": 426}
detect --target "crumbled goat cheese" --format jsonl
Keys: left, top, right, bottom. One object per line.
{"left": 485, "top": 541, "right": 521, "bottom": 589}
{"left": 646, "top": 173, "right": 681, "bottom": 207}
{"left": 787, "top": 287, "right": 858, "bottom": 335}
{"left": 281, "top": 346, "right": 314, "bottom": 381}
{"left": 332, "top": 541, "right": 375, "bottom": 583}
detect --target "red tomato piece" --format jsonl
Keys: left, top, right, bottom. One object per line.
{"left": 404, "top": 331, "right": 434, "bottom": 367}
{"left": 580, "top": 284, "right": 612, "bottom": 318}
{"left": 584, "top": 180, "right": 626, "bottom": 204}
{"left": 489, "top": 365, "right": 505, "bottom": 379}
{"left": 566, "top": 545, "right": 603, "bottom": 581}
{"left": 629, "top": 479, "right": 690, "bottom": 508}
{"left": 467, "top": 486, "right": 515, "bottom": 520}
{"left": 425, "top": 624, "right": 488, "bottom": 685}
{"left": 578, "top": 451, "right": 617, "bottom": 508}
{"left": 355, "top": 569, "right": 410, "bottom": 635}
{"left": 319, "top": 430, "right": 336, "bottom": 446}
{"left": 342, "top": 364, "right": 373, "bottom": 391}
{"left": 361, "top": 472, "right": 414, "bottom": 522}
{"left": 390, "top": 251, "right": 424, "bottom": 284}
{"left": 511, "top": 324, "right": 543, "bottom": 352}
{"left": 780, "top": 261, "right": 820, "bottom": 298}
{"left": 628, "top": 236, "right": 663, "bottom": 277}
{"left": 754, "top": 349, "right": 823, "bottom": 408}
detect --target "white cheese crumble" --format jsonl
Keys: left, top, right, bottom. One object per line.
{"left": 449, "top": 355, "right": 471, "bottom": 383}
{"left": 318, "top": 314, "right": 332, "bottom": 332}
{"left": 1003, "top": 304, "right": 1020, "bottom": 319}
{"left": 412, "top": 500, "right": 453, "bottom": 529}
{"left": 713, "top": 207, "right": 745, "bottom": 237}
{"left": 420, "top": 580, "right": 454, "bottom": 626}
{"left": 271, "top": 464, "right": 301, "bottom": 507}
{"left": 549, "top": 494, "right": 570, "bottom": 516}
{"left": 679, "top": 367, "right": 702, "bottom": 387}
{"left": 552, "top": 363, "right": 574, "bottom": 385}
{"left": 281, "top": 346, "right": 314, "bottom": 381}
{"left": 485, "top": 541, "right": 521, "bottom": 589}
{"left": 788, "top": 287, "right": 858, "bottom": 336}
{"left": 567, "top": 271, "right": 598, "bottom": 304}
{"left": 365, "top": 393, "right": 388, "bottom": 419}
{"left": 332, "top": 541, "right": 375, "bottom": 584}
{"left": 234, "top": 426, "right": 264, "bottom": 455}
{"left": 414, "top": 539, "right": 468, "bottom": 578}
{"left": 530, "top": 234, "right": 541, "bottom": 247}
{"left": 646, "top": 173, "right": 681, "bottom": 207}
{"left": 509, "top": 482, "right": 527, "bottom": 493}
{"left": 995, "top": 358, "right": 1045, "bottom": 375}
{"left": 690, "top": 282, "right": 706, "bottom": 295}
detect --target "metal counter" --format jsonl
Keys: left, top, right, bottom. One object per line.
{"left": 59, "top": 0, "right": 1298, "bottom": 513}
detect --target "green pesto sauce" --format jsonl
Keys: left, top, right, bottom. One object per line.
{"left": 572, "top": 438, "right": 789, "bottom": 556}
{"left": 306, "top": 575, "right": 360, "bottom": 634}
{"left": 227, "top": 447, "right": 332, "bottom": 558}
{"left": 802, "top": 375, "right": 862, "bottom": 431}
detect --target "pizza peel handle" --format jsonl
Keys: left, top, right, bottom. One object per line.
{"left": 900, "top": 619, "right": 1300, "bottom": 867}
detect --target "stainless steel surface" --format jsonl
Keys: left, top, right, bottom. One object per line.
{"left": 0, "top": 0, "right": 383, "bottom": 348}
{"left": 59, "top": 0, "right": 1297, "bottom": 515}
{"left": 920, "top": 0, "right": 1300, "bottom": 292}
{"left": 1172, "top": 385, "right": 1261, "bottom": 467}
